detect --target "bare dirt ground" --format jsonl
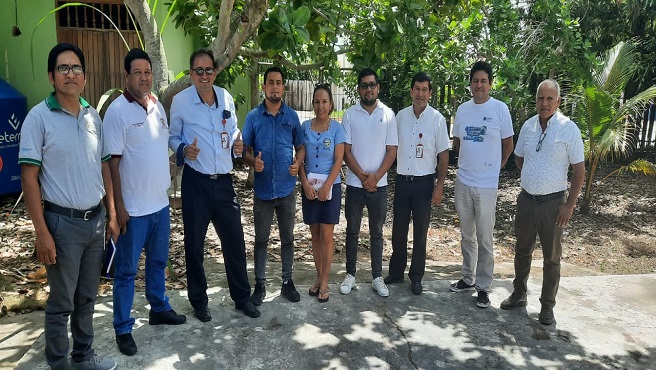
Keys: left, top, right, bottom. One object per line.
{"left": 1, "top": 163, "right": 654, "bottom": 315}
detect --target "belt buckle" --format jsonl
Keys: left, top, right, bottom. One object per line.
{"left": 209, "top": 174, "right": 218, "bottom": 180}
{"left": 83, "top": 210, "right": 93, "bottom": 220}
{"left": 407, "top": 175, "right": 415, "bottom": 182}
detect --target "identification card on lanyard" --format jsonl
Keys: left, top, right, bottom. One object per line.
{"left": 221, "top": 110, "right": 231, "bottom": 149}
{"left": 416, "top": 132, "right": 424, "bottom": 158}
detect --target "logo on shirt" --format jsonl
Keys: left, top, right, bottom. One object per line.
{"left": 160, "top": 118, "right": 167, "bottom": 129}
{"left": 463, "top": 125, "right": 487, "bottom": 142}
{"left": 323, "top": 138, "right": 332, "bottom": 150}
{"left": 85, "top": 121, "right": 98, "bottom": 136}
{"left": 482, "top": 116, "right": 493, "bottom": 122}
{"left": 132, "top": 122, "right": 144, "bottom": 128}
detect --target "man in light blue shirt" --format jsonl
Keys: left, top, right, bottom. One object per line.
{"left": 169, "top": 49, "right": 260, "bottom": 322}
{"left": 242, "top": 66, "right": 306, "bottom": 305}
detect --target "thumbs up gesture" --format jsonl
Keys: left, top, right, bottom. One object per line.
{"left": 254, "top": 152, "right": 264, "bottom": 172}
{"left": 233, "top": 132, "right": 243, "bottom": 157}
{"left": 289, "top": 156, "right": 299, "bottom": 176}
{"left": 184, "top": 138, "right": 200, "bottom": 160}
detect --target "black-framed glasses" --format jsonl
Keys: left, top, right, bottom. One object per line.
{"left": 192, "top": 67, "right": 216, "bottom": 76}
{"left": 536, "top": 132, "right": 547, "bottom": 152}
{"left": 57, "top": 64, "right": 84, "bottom": 75}
{"left": 358, "top": 82, "right": 377, "bottom": 90}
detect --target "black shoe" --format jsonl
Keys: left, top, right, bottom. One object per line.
{"left": 149, "top": 309, "right": 187, "bottom": 325}
{"left": 251, "top": 282, "right": 266, "bottom": 306}
{"left": 476, "top": 291, "right": 490, "bottom": 308}
{"left": 194, "top": 307, "right": 212, "bottom": 322}
{"left": 116, "top": 333, "right": 137, "bottom": 356}
{"left": 384, "top": 275, "right": 405, "bottom": 285}
{"left": 281, "top": 279, "right": 301, "bottom": 302}
{"left": 449, "top": 279, "right": 475, "bottom": 292}
{"left": 500, "top": 292, "right": 528, "bottom": 310}
{"left": 235, "top": 300, "right": 261, "bottom": 318}
{"left": 539, "top": 305, "right": 556, "bottom": 325}
{"left": 411, "top": 281, "right": 422, "bottom": 295}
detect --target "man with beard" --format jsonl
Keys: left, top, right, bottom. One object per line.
{"left": 243, "top": 66, "right": 306, "bottom": 305}
{"left": 385, "top": 72, "right": 450, "bottom": 295}
{"left": 340, "top": 68, "right": 398, "bottom": 297}
{"left": 169, "top": 49, "right": 260, "bottom": 322}
{"left": 449, "top": 61, "right": 514, "bottom": 309}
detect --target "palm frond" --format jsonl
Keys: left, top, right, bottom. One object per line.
{"left": 594, "top": 41, "right": 639, "bottom": 95}
{"left": 601, "top": 159, "right": 656, "bottom": 181}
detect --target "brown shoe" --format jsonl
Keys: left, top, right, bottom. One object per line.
{"left": 500, "top": 292, "right": 528, "bottom": 310}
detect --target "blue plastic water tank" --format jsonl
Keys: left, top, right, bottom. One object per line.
{"left": 0, "top": 78, "right": 27, "bottom": 196}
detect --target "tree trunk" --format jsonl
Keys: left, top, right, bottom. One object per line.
{"left": 246, "top": 56, "right": 260, "bottom": 189}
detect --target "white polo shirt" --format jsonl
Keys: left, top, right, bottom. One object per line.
{"left": 515, "top": 111, "right": 584, "bottom": 195}
{"left": 452, "top": 97, "right": 514, "bottom": 189}
{"left": 396, "top": 104, "right": 450, "bottom": 176}
{"left": 104, "top": 92, "right": 170, "bottom": 217}
{"left": 343, "top": 100, "right": 398, "bottom": 188}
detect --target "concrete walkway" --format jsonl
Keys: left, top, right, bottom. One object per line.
{"left": 4, "top": 260, "right": 656, "bottom": 370}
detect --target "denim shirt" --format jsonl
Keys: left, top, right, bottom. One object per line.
{"left": 243, "top": 102, "right": 303, "bottom": 200}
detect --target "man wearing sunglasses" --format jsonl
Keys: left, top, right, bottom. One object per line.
{"left": 501, "top": 79, "right": 584, "bottom": 326}
{"left": 450, "top": 61, "right": 514, "bottom": 309}
{"left": 340, "top": 68, "right": 398, "bottom": 298}
{"left": 169, "top": 49, "right": 260, "bottom": 322}
{"left": 19, "top": 42, "right": 118, "bottom": 370}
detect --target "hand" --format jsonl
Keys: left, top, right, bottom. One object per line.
{"left": 318, "top": 184, "right": 331, "bottom": 201}
{"left": 233, "top": 132, "right": 243, "bottom": 156}
{"left": 363, "top": 173, "right": 378, "bottom": 192}
{"left": 289, "top": 157, "right": 299, "bottom": 176}
{"left": 254, "top": 152, "right": 264, "bottom": 172}
{"left": 185, "top": 138, "right": 200, "bottom": 160}
{"left": 116, "top": 202, "right": 130, "bottom": 235}
{"left": 106, "top": 216, "right": 120, "bottom": 243}
{"left": 556, "top": 203, "right": 575, "bottom": 228}
{"left": 35, "top": 231, "right": 57, "bottom": 265}
{"left": 431, "top": 184, "right": 444, "bottom": 205}
{"left": 303, "top": 182, "right": 317, "bottom": 200}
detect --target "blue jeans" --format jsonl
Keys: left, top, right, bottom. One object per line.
{"left": 113, "top": 206, "right": 171, "bottom": 335}
{"left": 345, "top": 185, "right": 387, "bottom": 278}
{"left": 43, "top": 207, "right": 105, "bottom": 370}
{"left": 253, "top": 191, "right": 296, "bottom": 283}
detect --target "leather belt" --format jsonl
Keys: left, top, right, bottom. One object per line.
{"left": 185, "top": 164, "right": 228, "bottom": 180}
{"left": 44, "top": 201, "right": 102, "bottom": 220}
{"left": 521, "top": 189, "right": 565, "bottom": 203}
{"left": 397, "top": 174, "right": 433, "bottom": 182}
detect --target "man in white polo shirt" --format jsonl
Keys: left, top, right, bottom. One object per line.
{"left": 19, "top": 42, "right": 118, "bottom": 370}
{"left": 385, "top": 72, "right": 450, "bottom": 295}
{"left": 340, "top": 68, "right": 398, "bottom": 297}
{"left": 104, "top": 49, "right": 186, "bottom": 357}
{"left": 450, "top": 61, "right": 514, "bottom": 309}
{"left": 500, "top": 79, "right": 584, "bottom": 326}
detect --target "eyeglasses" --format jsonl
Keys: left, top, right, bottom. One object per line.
{"left": 358, "top": 82, "right": 377, "bottom": 90}
{"left": 536, "top": 132, "right": 547, "bottom": 152}
{"left": 192, "top": 67, "right": 216, "bottom": 76}
{"left": 57, "top": 64, "right": 84, "bottom": 75}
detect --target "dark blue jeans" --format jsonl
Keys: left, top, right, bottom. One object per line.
{"left": 43, "top": 207, "right": 105, "bottom": 370}
{"left": 253, "top": 191, "right": 296, "bottom": 283}
{"left": 345, "top": 185, "right": 387, "bottom": 278}
{"left": 113, "top": 206, "right": 171, "bottom": 335}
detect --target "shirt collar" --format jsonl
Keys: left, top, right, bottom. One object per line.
{"left": 259, "top": 100, "right": 287, "bottom": 116}
{"left": 123, "top": 89, "right": 156, "bottom": 111}
{"left": 45, "top": 92, "right": 90, "bottom": 111}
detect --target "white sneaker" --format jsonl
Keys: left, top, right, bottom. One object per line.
{"left": 340, "top": 273, "right": 356, "bottom": 294}
{"left": 372, "top": 276, "right": 389, "bottom": 297}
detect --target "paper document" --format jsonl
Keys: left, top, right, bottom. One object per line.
{"left": 307, "top": 172, "right": 332, "bottom": 200}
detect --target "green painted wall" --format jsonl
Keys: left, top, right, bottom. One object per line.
{"left": 0, "top": 1, "right": 194, "bottom": 109}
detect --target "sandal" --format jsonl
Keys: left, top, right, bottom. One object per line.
{"left": 309, "top": 283, "right": 320, "bottom": 296}
{"left": 318, "top": 288, "right": 329, "bottom": 303}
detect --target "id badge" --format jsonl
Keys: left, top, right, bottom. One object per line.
{"left": 416, "top": 144, "right": 424, "bottom": 158}
{"left": 221, "top": 132, "right": 229, "bottom": 149}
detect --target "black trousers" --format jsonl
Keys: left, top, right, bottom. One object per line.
{"left": 388, "top": 174, "right": 434, "bottom": 282}
{"left": 181, "top": 165, "right": 251, "bottom": 309}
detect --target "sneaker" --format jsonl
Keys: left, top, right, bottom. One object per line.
{"left": 539, "top": 305, "right": 556, "bottom": 325}
{"left": 281, "top": 279, "right": 300, "bottom": 302}
{"left": 251, "top": 282, "right": 266, "bottom": 306}
{"left": 476, "top": 291, "right": 490, "bottom": 308}
{"left": 449, "top": 279, "right": 475, "bottom": 292}
{"left": 372, "top": 277, "right": 389, "bottom": 297}
{"left": 71, "top": 354, "right": 117, "bottom": 370}
{"left": 500, "top": 292, "right": 528, "bottom": 310}
{"left": 116, "top": 333, "right": 137, "bottom": 356}
{"left": 339, "top": 273, "right": 356, "bottom": 294}
{"left": 149, "top": 309, "right": 186, "bottom": 325}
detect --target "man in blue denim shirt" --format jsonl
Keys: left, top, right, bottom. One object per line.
{"left": 243, "top": 66, "right": 306, "bottom": 305}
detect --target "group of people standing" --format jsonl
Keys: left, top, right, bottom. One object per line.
{"left": 18, "top": 42, "right": 584, "bottom": 370}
